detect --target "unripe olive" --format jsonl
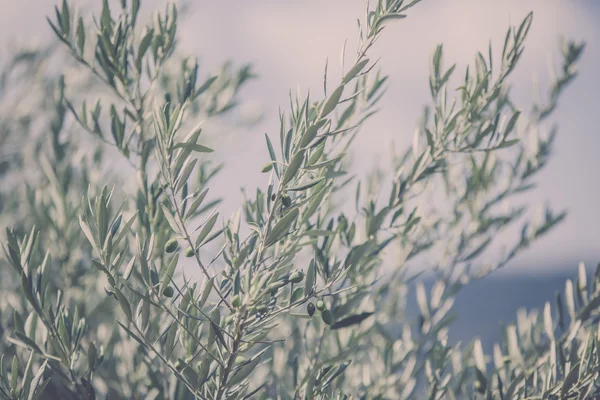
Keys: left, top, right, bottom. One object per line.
{"left": 261, "top": 162, "right": 273, "bottom": 173}
{"left": 281, "top": 194, "right": 292, "bottom": 207}
{"left": 289, "top": 270, "right": 304, "bottom": 284}
{"left": 475, "top": 380, "right": 486, "bottom": 394}
{"left": 268, "top": 282, "right": 284, "bottom": 293}
{"left": 316, "top": 299, "right": 326, "bottom": 311}
{"left": 163, "top": 285, "right": 174, "bottom": 297}
{"left": 164, "top": 239, "right": 179, "bottom": 253}
{"left": 235, "top": 355, "right": 247, "bottom": 365}
{"left": 232, "top": 295, "right": 241, "bottom": 308}
{"left": 184, "top": 246, "right": 196, "bottom": 257}
{"left": 321, "top": 309, "right": 333, "bottom": 325}
{"left": 307, "top": 302, "right": 316, "bottom": 317}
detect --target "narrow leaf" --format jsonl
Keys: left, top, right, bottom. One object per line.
{"left": 331, "top": 312, "right": 374, "bottom": 329}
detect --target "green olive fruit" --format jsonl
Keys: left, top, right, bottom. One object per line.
{"left": 316, "top": 299, "right": 326, "bottom": 311}
{"left": 321, "top": 309, "right": 333, "bottom": 325}
{"left": 261, "top": 162, "right": 273, "bottom": 173}
{"left": 184, "top": 246, "right": 196, "bottom": 257}
{"left": 268, "top": 282, "right": 284, "bottom": 292}
{"left": 164, "top": 239, "right": 179, "bottom": 253}
{"left": 289, "top": 270, "right": 304, "bottom": 284}
{"left": 163, "top": 286, "right": 174, "bottom": 297}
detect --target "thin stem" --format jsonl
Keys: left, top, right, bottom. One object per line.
{"left": 214, "top": 311, "right": 247, "bottom": 400}
{"left": 153, "top": 286, "right": 226, "bottom": 368}
{"left": 169, "top": 183, "right": 233, "bottom": 311}
{"left": 129, "top": 322, "right": 210, "bottom": 400}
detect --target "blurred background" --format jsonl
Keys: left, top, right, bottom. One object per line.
{"left": 1, "top": 0, "right": 598, "bottom": 350}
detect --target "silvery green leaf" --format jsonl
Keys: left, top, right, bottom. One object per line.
{"left": 343, "top": 58, "right": 369, "bottom": 83}
{"left": 473, "top": 339, "right": 485, "bottom": 372}
{"left": 21, "top": 272, "right": 38, "bottom": 310}
{"left": 161, "top": 204, "right": 181, "bottom": 235}
{"left": 416, "top": 282, "right": 429, "bottom": 319}
{"left": 331, "top": 312, "right": 374, "bottom": 330}
{"left": 8, "top": 333, "right": 42, "bottom": 354}
{"left": 175, "top": 158, "right": 197, "bottom": 193}
{"left": 305, "top": 259, "right": 316, "bottom": 295}
{"left": 79, "top": 216, "right": 99, "bottom": 255}
{"left": 88, "top": 342, "right": 98, "bottom": 371}
{"left": 0, "top": 354, "right": 6, "bottom": 389}
{"left": 495, "top": 138, "right": 520, "bottom": 149}
{"left": 164, "top": 322, "right": 177, "bottom": 359}
{"left": 207, "top": 308, "right": 223, "bottom": 347}
{"left": 265, "top": 208, "right": 299, "bottom": 247}
{"left": 173, "top": 142, "right": 214, "bottom": 153}
{"left": 281, "top": 150, "right": 305, "bottom": 186}
{"left": 114, "top": 288, "right": 132, "bottom": 321}
{"left": 195, "top": 212, "right": 219, "bottom": 247}
{"left": 307, "top": 142, "right": 325, "bottom": 165}
{"left": 227, "top": 354, "right": 262, "bottom": 387}
{"left": 161, "top": 253, "right": 179, "bottom": 288}
{"left": 578, "top": 261, "right": 588, "bottom": 301}
{"left": 290, "top": 287, "right": 303, "bottom": 304}
{"left": 375, "top": 13, "right": 407, "bottom": 30}
{"left": 11, "top": 355, "right": 18, "bottom": 393}
{"left": 283, "top": 127, "right": 293, "bottom": 162}
{"left": 461, "top": 237, "right": 492, "bottom": 262}
{"left": 577, "top": 294, "right": 600, "bottom": 321}
{"left": 197, "top": 76, "right": 217, "bottom": 95}
{"left": 320, "top": 85, "right": 344, "bottom": 118}
{"left": 543, "top": 302, "right": 554, "bottom": 341}
{"left": 131, "top": 0, "right": 140, "bottom": 24}
{"left": 30, "top": 379, "right": 51, "bottom": 400}
{"left": 185, "top": 188, "right": 209, "bottom": 219}
{"left": 27, "top": 360, "right": 47, "bottom": 400}
{"left": 197, "top": 358, "right": 211, "bottom": 386}
{"left": 137, "top": 29, "right": 153, "bottom": 70}
{"left": 300, "top": 119, "right": 327, "bottom": 148}
{"left": 60, "top": 0, "right": 69, "bottom": 35}
{"left": 13, "top": 311, "right": 24, "bottom": 335}
{"left": 565, "top": 279, "right": 576, "bottom": 319}
{"left": 76, "top": 17, "right": 85, "bottom": 53}
{"left": 561, "top": 362, "right": 580, "bottom": 398}
{"left": 199, "top": 277, "right": 214, "bottom": 307}
{"left": 265, "top": 133, "right": 280, "bottom": 177}
{"left": 123, "top": 257, "right": 135, "bottom": 280}
{"left": 305, "top": 153, "right": 344, "bottom": 170}
{"left": 117, "top": 320, "right": 145, "bottom": 347}
{"left": 288, "top": 177, "right": 325, "bottom": 192}
{"left": 100, "top": 0, "right": 111, "bottom": 32}
{"left": 179, "top": 358, "right": 198, "bottom": 387}
{"left": 167, "top": 104, "right": 184, "bottom": 137}
{"left": 507, "top": 325, "right": 523, "bottom": 365}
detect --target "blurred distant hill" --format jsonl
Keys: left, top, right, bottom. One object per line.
{"left": 403, "top": 261, "right": 598, "bottom": 352}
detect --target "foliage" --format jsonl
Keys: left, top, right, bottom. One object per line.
{"left": 0, "top": 0, "right": 592, "bottom": 399}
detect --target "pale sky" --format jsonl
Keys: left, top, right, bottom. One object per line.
{"left": 1, "top": 0, "right": 599, "bottom": 274}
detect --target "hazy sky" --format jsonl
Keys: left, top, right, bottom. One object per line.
{"left": 1, "top": 0, "right": 599, "bottom": 274}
